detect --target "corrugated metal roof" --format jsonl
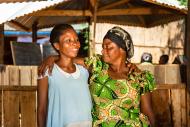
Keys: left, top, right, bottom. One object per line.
{"left": 144, "top": 0, "right": 187, "bottom": 10}
{"left": 153, "top": 0, "right": 186, "bottom": 9}
{"left": 3, "top": 0, "right": 187, "bottom": 30}
{"left": 0, "top": 0, "right": 65, "bottom": 24}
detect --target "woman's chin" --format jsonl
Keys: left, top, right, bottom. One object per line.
{"left": 64, "top": 53, "right": 78, "bottom": 58}
{"left": 102, "top": 57, "right": 110, "bottom": 63}
{"left": 70, "top": 54, "right": 78, "bottom": 58}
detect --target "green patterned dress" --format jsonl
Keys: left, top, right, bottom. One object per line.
{"left": 85, "top": 55, "right": 156, "bottom": 127}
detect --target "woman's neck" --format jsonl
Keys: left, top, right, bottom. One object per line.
{"left": 56, "top": 54, "right": 74, "bottom": 68}
{"left": 110, "top": 58, "right": 126, "bottom": 73}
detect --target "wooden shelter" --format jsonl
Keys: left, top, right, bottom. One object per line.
{"left": 0, "top": 0, "right": 189, "bottom": 127}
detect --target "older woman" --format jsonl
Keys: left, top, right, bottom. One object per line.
{"left": 39, "top": 26, "right": 156, "bottom": 127}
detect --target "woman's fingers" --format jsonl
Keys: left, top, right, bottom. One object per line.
{"left": 127, "top": 63, "right": 138, "bottom": 73}
{"left": 38, "top": 56, "right": 57, "bottom": 76}
{"left": 38, "top": 64, "right": 43, "bottom": 76}
{"left": 42, "top": 64, "right": 48, "bottom": 76}
{"left": 38, "top": 57, "right": 52, "bottom": 76}
{"left": 38, "top": 63, "right": 46, "bottom": 76}
{"left": 38, "top": 67, "right": 41, "bottom": 76}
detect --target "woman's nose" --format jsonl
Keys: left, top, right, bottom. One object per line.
{"left": 73, "top": 41, "right": 80, "bottom": 48}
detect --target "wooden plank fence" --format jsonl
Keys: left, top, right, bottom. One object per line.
{"left": 0, "top": 65, "right": 37, "bottom": 127}
{"left": 0, "top": 65, "right": 188, "bottom": 127}
{"left": 138, "top": 64, "right": 188, "bottom": 127}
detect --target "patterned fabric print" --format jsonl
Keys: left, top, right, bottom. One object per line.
{"left": 85, "top": 55, "right": 156, "bottom": 127}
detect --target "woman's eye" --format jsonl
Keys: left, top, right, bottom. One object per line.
{"left": 107, "top": 46, "right": 113, "bottom": 50}
{"left": 63, "top": 38, "right": 79, "bottom": 43}
{"left": 64, "top": 39, "right": 71, "bottom": 43}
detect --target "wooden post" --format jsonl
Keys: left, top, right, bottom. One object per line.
{"left": 0, "top": 24, "right": 4, "bottom": 64}
{"left": 32, "top": 21, "right": 38, "bottom": 43}
{"left": 92, "top": 0, "right": 98, "bottom": 56}
{"left": 89, "top": 20, "right": 93, "bottom": 57}
{"left": 185, "top": 0, "right": 190, "bottom": 126}
{"left": 89, "top": 0, "right": 98, "bottom": 57}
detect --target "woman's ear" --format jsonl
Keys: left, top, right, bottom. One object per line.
{"left": 53, "top": 43, "right": 59, "bottom": 51}
{"left": 120, "top": 48, "right": 127, "bottom": 57}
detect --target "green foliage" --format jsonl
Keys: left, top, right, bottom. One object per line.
{"left": 178, "top": 0, "right": 187, "bottom": 6}
{"left": 78, "top": 28, "right": 89, "bottom": 57}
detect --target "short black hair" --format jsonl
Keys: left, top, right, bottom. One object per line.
{"left": 159, "top": 55, "right": 169, "bottom": 64}
{"left": 49, "top": 24, "right": 74, "bottom": 45}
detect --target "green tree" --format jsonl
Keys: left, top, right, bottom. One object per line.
{"left": 178, "top": 0, "right": 187, "bottom": 6}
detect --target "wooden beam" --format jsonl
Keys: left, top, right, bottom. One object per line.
{"left": 31, "top": 10, "right": 92, "bottom": 17}
{"left": 156, "top": 84, "right": 186, "bottom": 90}
{"left": 185, "top": 0, "right": 190, "bottom": 126}
{"left": 89, "top": 0, "right": 96, "bottom": 8}
{"left": 128, "top": 4, "right": 146, "bottom": 27}
{"left": 89, "top": 0, "right": 97, "bottom": 15}
{"left": 31, "top": 8, "right": 173, "bottom": 17}
{"left": 9, "top": 21, "right": 30, "bottom": 31}
{"left": 137, "top": 16, "right": 146, "bottom": 27}
{"left": 0, "top": 24, "right": 4, "bottom": 64}
{"left": 89, "top": 0, "right": 99, "bottom": 57}
{"left": 99, "top": 0, "right": 130, "bottom": 11}
{"left": 0, "top": 84, "right": 186, "bottom": 91}
{"left": 32, "top": 21, "right": 38, "bottom": 43}
{"left": 38, "top": 19, "right": 88, "bottom": 29}
{"left": 97, "top": 8, "right": 173, "bottom": 16}
{"left": 148, "top": 15, "right": 184, "bottom": 27}
{"left": 0, "top": 86, "right": 36, "bottom": 91}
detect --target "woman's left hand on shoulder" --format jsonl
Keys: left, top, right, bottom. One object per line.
{"left": 126, "top": 63, "right": 140, "bottom": 74}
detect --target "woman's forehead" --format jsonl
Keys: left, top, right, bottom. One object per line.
{"left": 60, "top": 30, "right": 77, "bottom": 39}
{"left": 103, "top": 39, "right": 117, "bottom": 46}
{"left": 63, "top": 28, "right": 76, "bottom": 34}
{"left": 103, "top": 39, "right": 112, "bottom": 44}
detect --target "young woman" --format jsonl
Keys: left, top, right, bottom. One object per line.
{"left": 37, "top": 24, "right": 92, "bottom": 127}
{"left": 39, "top": 26, "right": 156, "bottom": 127}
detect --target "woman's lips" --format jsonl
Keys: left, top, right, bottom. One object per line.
{"left": 72, "top": 48, "right": 78, "bottom": 51}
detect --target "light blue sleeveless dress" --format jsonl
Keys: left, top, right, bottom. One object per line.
{"left": 43, "top": 64, "right": 92, "bottom": 127}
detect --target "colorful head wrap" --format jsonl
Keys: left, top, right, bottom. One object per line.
{"left": 103, "top": 26, "right": 134, "bottom": 59}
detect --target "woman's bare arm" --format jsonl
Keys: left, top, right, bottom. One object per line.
{"left": 140, "top": 92, "right": 156, "bottom": 127}
{"left": 37, "top": 78, "right": 48, "bottom": 127}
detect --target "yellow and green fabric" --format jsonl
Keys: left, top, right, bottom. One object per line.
{"left": 85, "top": 55, "right": 156, "bottom": 127}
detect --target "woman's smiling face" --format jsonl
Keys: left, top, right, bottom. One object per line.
{"left": 54, "top": 28, "right": 80, "bottom": 58}
{"left": 101, "top": 38, "right": 123, "bottom": 64}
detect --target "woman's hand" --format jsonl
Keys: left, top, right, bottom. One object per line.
{"left": 38, "top": 55, "right": 58, "bottom": 76}
{"left": 141, "top": 93, "right": 156, "bottom": 127}
{"left": 126, "top": 63, "right": 140, "bottom": 74}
